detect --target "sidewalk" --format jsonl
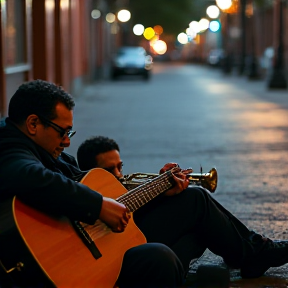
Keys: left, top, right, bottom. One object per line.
{"left": 229, "top": 72, "right": 287, "bottom": 105}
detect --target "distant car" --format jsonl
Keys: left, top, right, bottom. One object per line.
{"left": 111, "top": 46, "right": 153, "bottom": 80}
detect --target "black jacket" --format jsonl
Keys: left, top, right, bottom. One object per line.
{"left": 0, "top": 118, "right": 102, "bottom": 224}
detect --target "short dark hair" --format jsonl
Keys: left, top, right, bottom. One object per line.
{"left": 77, "top": 136, "right": 120, "bottom": 171}
{"left": 8, "top": 79, "right": 75, "bottom": 124}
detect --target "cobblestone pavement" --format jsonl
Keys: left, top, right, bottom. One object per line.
{"left": 67, "top": 62, "right": 288, "bottom": 287}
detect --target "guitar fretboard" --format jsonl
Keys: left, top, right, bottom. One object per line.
{"left": 116, "top": 171, "right": 173, "bottom": 212}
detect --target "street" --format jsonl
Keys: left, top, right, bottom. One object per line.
{"left": 66, "top": 62, "right": 288, "bottom": 286}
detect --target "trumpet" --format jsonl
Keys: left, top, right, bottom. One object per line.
{"left": 120, "top": 167, "right": 218, "bottom": 193}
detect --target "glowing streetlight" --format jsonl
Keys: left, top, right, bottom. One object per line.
{"left": 117, "top": 9, "right": 131, "bottom": 22}
{"left": 91, "top": 9, "right": 101, "bottom": 19}
{"left": 216, "top": 0, "right": 232, "bottom": 11}
{"left": 206, "top": 5, "right": 220, "bottom": 19}
{"left": 154, "top": 25, "right": 163, "bottom": 35}
{"left": 189, "top": 21, "right": 200, "bottom": 34}
{"left": 209, "top": 20, "right": 221, "bottom": 32}
{"left": 143, "top": 27, "right": 155, "bottom": 40}
{"left": 177, "top": 33, "right": 188, "bottom": 44}
{"left": 153, "top": 40, "right": 167, "bottom": 55}
{"left": 106, "top": 13, "right": 116, "bottom": 23}
{"left": 133, "top": 24, "right": 145, "bottom": 36}
{"left": 199, "top": 18, "right": 210, "bottom": 32}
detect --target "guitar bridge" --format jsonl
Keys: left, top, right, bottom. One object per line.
{"left": 72, "top": 221, "right": 102, "bottom": 260}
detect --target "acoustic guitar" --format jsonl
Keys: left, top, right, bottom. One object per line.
{"left": 0, "top": 168, "right": 174, "bottom": 288}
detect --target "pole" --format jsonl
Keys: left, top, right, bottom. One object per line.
{"left": 268, "top": 0, "right": 287, "bottom": 89}
{"left": 238, "top": 0, "right": 247, "bottom": 75}
{"left": 247, "top": 7, "right": 260, "bottom": 80}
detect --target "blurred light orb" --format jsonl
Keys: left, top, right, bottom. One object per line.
{"left": 153, "top": 40, "right": 167, "bottom": 55}
{"left": 154, "top": 25, "right": 163, "bottom": 35}
{"left": 209, "top": 20, "right": 220, "bottom": 32}
{"left": 177, "top": 32, "right": 188, "bottom": 44}
{"left": 143, "top": 27, "right": 155, "bottom": 40}
{"left": 199, "top": 18, "right": 210, "bottom": 32}
{"left": 216, "top": 0, "right": 232, "bottom": 10}
{"left": 133, "top": 24, "right": 145, "bottom": 36}
{"left": 186, "top": 27, "right": 196, "bottom": 39}
{"left": 206, "top": 5, "right": 220, "bottom": 18}
{"left": 91, "top": 9, "right": 101, "bottom": 19}
{"left": 117, "top": 9, "right": 131, "bottom": 22}
{"left": 106, "top": 13, "right": 116, "bottom": 23}
{"left": 189, "top": 21, "right": 200, "bottom": 34}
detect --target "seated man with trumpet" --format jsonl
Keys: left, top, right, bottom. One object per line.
{"left": 77, "top": 136, "right": 288, "bottom": 280}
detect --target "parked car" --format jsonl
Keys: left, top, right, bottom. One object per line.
{"left": 111, "top": 46, "right": 153, "bottom": 80}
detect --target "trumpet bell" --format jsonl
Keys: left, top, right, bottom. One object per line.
{"left": 188, "top": 167, "right": 218, "bottom": 193}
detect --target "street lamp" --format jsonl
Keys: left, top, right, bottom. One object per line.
{"left": 207, "top": 5, "right": 220, "bottom": 19}
{"left": 268, "top": 0, "right": 287, "bottom": 89}
{"left": 216, "top": 0, "right": 232, "bottom": 10}
{"left": 133, "top": 24, "right": 144, "bottom": 36}
{"left": 117, "top": 9, "right": 131, "bottom": 23}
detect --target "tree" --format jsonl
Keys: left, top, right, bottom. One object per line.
{"left": 128, "top": 0, "right": 207, "bottom": 37}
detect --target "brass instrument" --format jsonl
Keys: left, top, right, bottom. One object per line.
{"left": 120, "top": 167, "right": 218, "bottom": 193}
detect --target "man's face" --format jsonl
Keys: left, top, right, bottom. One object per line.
{"left": 34, "top": 103, "right": 74, "bottom": 159}
{"left": 95, "top": 150, "right": 123, "bottom": 179}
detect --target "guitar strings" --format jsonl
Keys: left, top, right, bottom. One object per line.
{"left": 117, "top": 172, "right": 173, "bottom": 212}
{"left": 79, "top": 171, "right": 173, "bottom": 242}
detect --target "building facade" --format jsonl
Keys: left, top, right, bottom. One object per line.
{"left": 0, "top": 0, "right": 118, "bottom": 117}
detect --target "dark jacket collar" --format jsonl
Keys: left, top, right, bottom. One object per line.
{"left": 0, "top": 117, "right": 86, "bottom": 181}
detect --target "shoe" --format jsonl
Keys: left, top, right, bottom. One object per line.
{"left": 241, "top": 237, "right": 288, "bottom": 278}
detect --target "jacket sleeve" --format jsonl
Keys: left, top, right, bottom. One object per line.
{"left": 0, "top": 149, "right": 103, "bottom": 225}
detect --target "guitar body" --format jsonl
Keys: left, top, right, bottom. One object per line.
{"left": 0, "top": 169, "right": 146, "bottom": 288}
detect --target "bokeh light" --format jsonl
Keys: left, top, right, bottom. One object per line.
{"left": 209, "top": 20, "right": 221, "bottom": 32}
{"left": 91, "top": 9, "right": 101, "bottom": 19}
{"left": 143, "top": 27, "right": 155, "bottom": 40}
{"left": 152, "top": 40, "right": 167, "bottom": 55}
{"left": 199, "top": 18, "right": 210, "bottom": 32}
{"left": 216, "top": 0, "right": 232, "bottom": 10}
{"left": 189, "top": 21, "right": 200, "bottom": 34}
{"left": 154, "top": 25, "right": 163, "bottom": 35}
{"left": 186, "top": 27, "right": 197, "bottom": 39}
{"left": 106, "top": 13, "right": 116, "bottom": 23}
{"left": 177, "top": 33, "right": 188, "bottom": 44}
{"left": 117, "top": 9, "right": 131, "bottom": 22}
{"left": 206, "top": 5, "right": 220, "bottom": 19}
{"left": 133, "top": 24, "right": 145, "bottom": 36}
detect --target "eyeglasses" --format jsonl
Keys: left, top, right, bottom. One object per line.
{"left": 103, "top": 162, "right": 124, "bottom": 174}
{"left": 38, "top": 115, "right": 76, "bottom": 139}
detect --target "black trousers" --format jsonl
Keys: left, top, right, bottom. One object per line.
{"left": 133, "top": 186, "right": 257, "bottom": 272}
{"left": 117, "top": 243, "right": 185, "bottom": 288}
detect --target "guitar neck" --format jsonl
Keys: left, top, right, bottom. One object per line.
{"left": 116, "top": 171, "right": 173, "bottom": 212}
